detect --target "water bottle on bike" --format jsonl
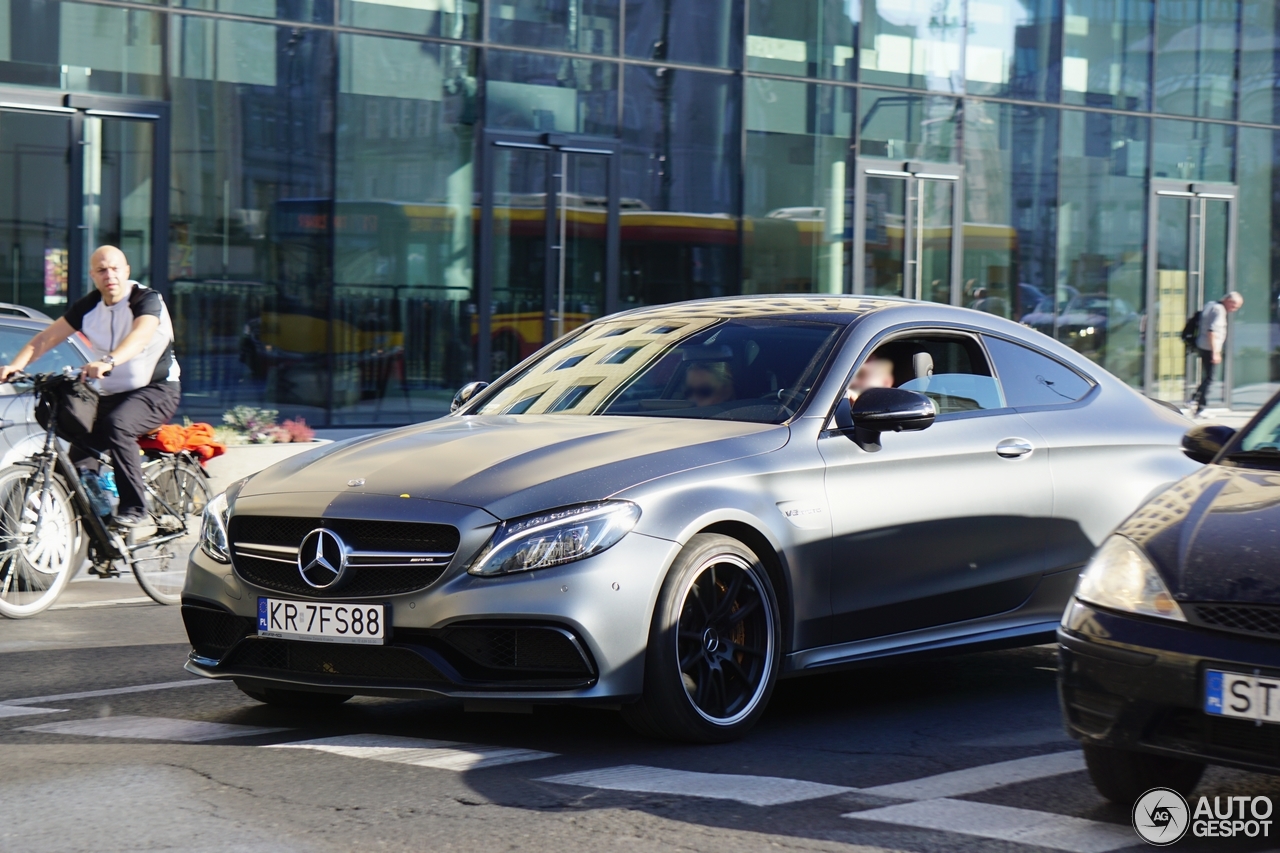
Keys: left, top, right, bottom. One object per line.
{"left": 79, "top": 469, "right": 112, "bottom": 517}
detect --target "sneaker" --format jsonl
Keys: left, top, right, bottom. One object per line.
{"left": 112, "top": 507, "right": 149, "bottom": 527}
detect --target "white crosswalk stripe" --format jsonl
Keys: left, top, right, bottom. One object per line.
{"left": 266, "top": 734, "right": 556, "bottom": 771}
{"left": 20, "top": 715, "right": 287, "bottom": 742}
{"left": 860, "top": 751, "right": 1086, "bottom": 800}
{"left": 846, "top": 799, "right": 1135, "bottom": 853}
{"left": 538, "top": 764, "right": 854, "bottom": 806}
{"left": 0, "top": 705, "right": 65, "bottom": 718}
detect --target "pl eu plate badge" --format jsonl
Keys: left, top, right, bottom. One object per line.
{"left": 1205, "top": 670, "right": 1226, "bottom": 714}
{"left": 258, "top": 597, "right": 269, "bottom": 631}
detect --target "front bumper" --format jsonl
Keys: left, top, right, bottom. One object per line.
{"left": 1059, "top": 599, "right": 1280, "bottom": 774}
{"left": 182, "top": 527, "right": 681, "bottom": 703}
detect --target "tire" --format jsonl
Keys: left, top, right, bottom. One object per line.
{"left": 236, "top": 682, "right": 353, "bottom": 708}
{"left": 131, "top": 457, "right": 212, "bottom": 606}
{"left": 622, "top": 533, "right": 781, "bottom": 743}
{"left": 1083, "top": 743, "right": 1205, "bottom": 804}
{"left": 0, "top": 465, "right": 80, "bottom": 618}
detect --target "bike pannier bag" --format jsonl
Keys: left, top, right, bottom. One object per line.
{"left": 35, "top": 376, "right": 99, "bottom": 441}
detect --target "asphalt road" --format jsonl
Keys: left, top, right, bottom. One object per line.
{"left": 3, "top": 579, "right": 1279, "bottom": 853}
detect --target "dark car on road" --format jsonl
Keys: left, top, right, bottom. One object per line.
{"left": 1059, "top": 407, "right": 1280, "bottom": 803}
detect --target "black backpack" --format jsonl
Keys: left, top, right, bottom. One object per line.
{"left": 1181, "top": 311, "right": 1201, "bottom": 347}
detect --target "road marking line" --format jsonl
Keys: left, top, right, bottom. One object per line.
{"left": 861, "top": 751, "right": 1085, "bottom": 800}
{"left": 267, "top": 734, "right": 555, "bottom": 771}
{"left": 845, "top": 798, "right": 1135, "bottom": 853}
{"left": 539, "top": 765, "right": 855, "bottom": 806}
{"left": 2, "top": 679, "right": 216, "bottom": 707}
{"left": 48, "top": 596, "right": 155, "bottom": 610}
{"left": 0, "top": 705, "right": 65, "bottom": 718}
{"left": 20, "top": 715, "right": 287, "bottom": 742}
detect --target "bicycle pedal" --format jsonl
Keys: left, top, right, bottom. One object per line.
{"left": 88, "top": 564, "right": 120, "bottom": 579}
{"left": 155, "top": 514, "right": 183, "bottom": 532}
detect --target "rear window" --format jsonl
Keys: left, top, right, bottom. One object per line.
{"left": 984, "top": 336, "right": 1093, "bottom": 407}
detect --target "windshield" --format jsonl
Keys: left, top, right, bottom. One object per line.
{"left": 473, "top": 317, "right": 845, "bottom": 423}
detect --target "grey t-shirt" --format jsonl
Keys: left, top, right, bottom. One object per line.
{"left": 1196, "top": 300, "right": 1228, "bottom": 351}
{"left": 62, "top": 282, "right": 180, "bottom": 395}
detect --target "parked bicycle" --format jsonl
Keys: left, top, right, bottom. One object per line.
{"left": 0, "top": 370, "right": 211, "bottom": 617}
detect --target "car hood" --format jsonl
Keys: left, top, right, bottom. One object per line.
{"left": 1119, "top": 465, "right": 1280, "bottom": 603}
{"left": 239, "top": 415, "right": 788, "bottom": 518}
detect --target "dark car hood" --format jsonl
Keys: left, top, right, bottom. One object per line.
{"left": 239, "top": 415, "right": 788, "bottom": 518}
{"left": 1119, "top": 465, "right": 1280, "bottom": 603}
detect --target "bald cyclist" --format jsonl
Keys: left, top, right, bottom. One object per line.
{"left": 0, "top": 246, "right": 181, "bottom": 526}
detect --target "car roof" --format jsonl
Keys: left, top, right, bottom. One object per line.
{"left": 603, "top": 294, "right": 916, "bottom": 324}
{"left": 0, "top": 314, "right": 53, "bottom": 333}
{"left": 0, "top": 302, "right": 52, "bottom": 321}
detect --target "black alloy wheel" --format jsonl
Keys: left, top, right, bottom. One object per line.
{"left": 676, "top": 553, "right": 773, "bottom": 723}
{"left": 623, "top": 533, "right": 780, "bottom": 742}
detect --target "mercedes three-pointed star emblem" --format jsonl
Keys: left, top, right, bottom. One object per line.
{"left": 297, "top": 528, "right": 350, "bottom": 590}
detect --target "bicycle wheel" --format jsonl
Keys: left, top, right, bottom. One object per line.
{"left": 0, "top": 464, "right": 80, "bottom": 618}
{"left": 131, "top": 456, "right": 211, "bottom": 606}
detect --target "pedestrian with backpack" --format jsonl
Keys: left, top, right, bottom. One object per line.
{"left": 1189, "top": 291, "right": 1243, "bottom": 416}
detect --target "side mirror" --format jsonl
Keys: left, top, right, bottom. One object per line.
{"left": 1182, "top": 424, "right": 1236, "bottom": 464}
{"left": 450, "top": 381, "right": 489, "bottom": 414}
{"left": 833, "top": 387, "right": 936, "bottom": 452}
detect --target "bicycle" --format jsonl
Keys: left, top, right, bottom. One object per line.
{"left": 0, "top": 370, "right": 212, "bottom": 617}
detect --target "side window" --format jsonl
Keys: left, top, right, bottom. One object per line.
{"left": 984, "top": 336, "right": 1093, "bottom": 407}
{"left": 0, "top": 328, "right": 82, "bottom": 374}
{"left": 855, "top": 334, "right": 1005, "bottom": 415}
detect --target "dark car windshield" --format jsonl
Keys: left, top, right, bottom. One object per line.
{"left": 473, "top": 317, "right": 845, "bottom": 423}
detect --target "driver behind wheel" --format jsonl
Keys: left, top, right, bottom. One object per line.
{"left": 0, "top": 246, "right": 181, "bottom": 528}
{"left": 846, "top": 356, "right": 895, "bottom": 402}
{"left": 684, "top": 361, "right": 736, "bottom": 407}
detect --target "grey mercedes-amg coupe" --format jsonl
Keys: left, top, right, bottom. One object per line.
{"left": 182, "top": 295, "right": 1199, "bottom": 741}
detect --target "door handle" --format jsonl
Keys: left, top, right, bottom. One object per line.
{"left": 996, "top": 437, "right": 1035, "bottom": 458}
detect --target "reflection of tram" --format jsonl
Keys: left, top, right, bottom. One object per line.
{"left": 217, "top": 199, "right": 1026, "bottom": 402}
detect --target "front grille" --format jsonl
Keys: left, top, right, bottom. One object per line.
{"left": 1190, "top": 603, "right": 1280, "bottom": 639}
{"left": 1151, "top": 708, "right": 1280, "bottom": 762}
{"left": 228, "top": 515, "right": 459, "bottom": 598}
{"left": 182, "top": 605, "right": 253, "bottom": 659}
{"left": 438, "top": 625, "right": 594, "bottom": 675}
{"left": 224, "top": 637, "right": 446, "bottom": 683}
{"left": 234, "top": 556, "right": 446, "bottom": 598}
{"left": 230, "top": 516, "right": 459, "bottom": 553}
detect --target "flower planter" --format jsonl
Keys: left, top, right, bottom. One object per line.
{"left": 203, "top": 440, "right": 332, "bottom": 496}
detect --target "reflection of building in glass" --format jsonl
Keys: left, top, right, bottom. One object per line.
{"left": 0, "top": 0, "right": 1276, "bottom": 425}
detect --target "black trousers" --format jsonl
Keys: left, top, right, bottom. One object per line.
{"left": 76, "top": 382, "right": 181, "bottom": 512}
{"left": 1193, "top": 347, "right": 1216, "bottom": 409}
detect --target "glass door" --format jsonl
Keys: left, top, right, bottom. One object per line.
{"left": 480, "top": 134, "right": 618, "bottom": 379}
{"left": 81, "top": 116, "right": 155, "bottom": 288}
{"left": 0, "top": 108, "right": 72, "bottom": 309}
{"left": 854, "top": 161, "right": 961, "bottom": 304}
{"left": 1146, "top": 183, "right": 1237, "bottom": 406}
{"left": 0, "top": 93, "right": 167, "bottom": 318}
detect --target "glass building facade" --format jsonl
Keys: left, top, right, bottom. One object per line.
{"left": 0, "top": 0, "right": 1277, "bottom": 423}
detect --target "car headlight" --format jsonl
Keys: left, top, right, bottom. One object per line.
{"left": 1074, "top": 535, "right": 1185, "bottom": 621}
{"left": 199, "top": 491, "right": 231, "bottom": 563}
{"left": 468, "top": 501, "right": 641, "bottom": 577}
